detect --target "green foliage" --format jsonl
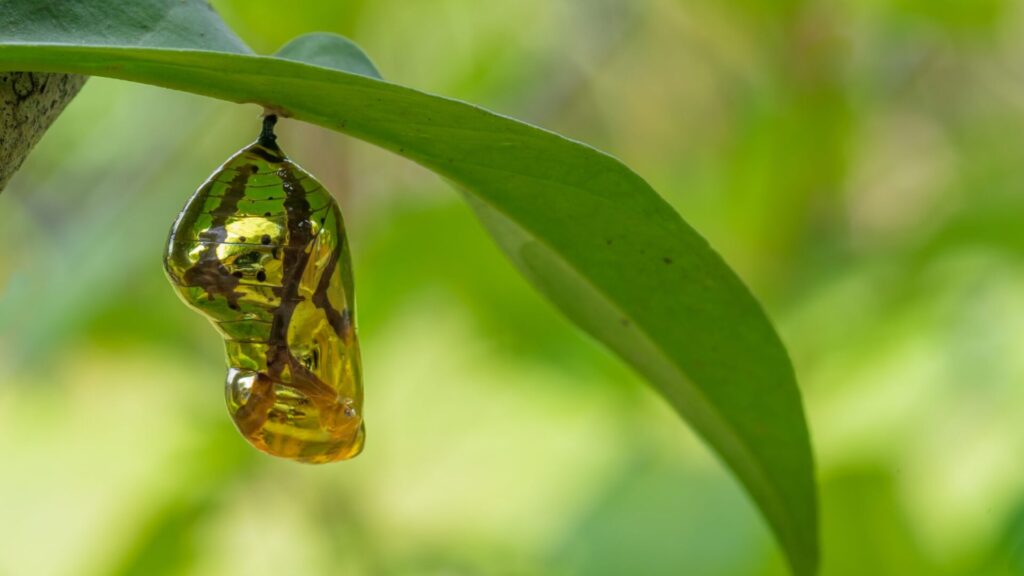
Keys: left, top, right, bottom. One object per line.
{"left": 0, "top": 0, "right": 250, "bottom": 52}
{"left": 274, "top": 33, "right": 381, "bottom": 79}
{"left": 0, "top": 0, "right": 817, "bottom": 573}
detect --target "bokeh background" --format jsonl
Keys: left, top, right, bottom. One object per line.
{"left": 2, "top": 0, "right": 1024, "bottom": 574}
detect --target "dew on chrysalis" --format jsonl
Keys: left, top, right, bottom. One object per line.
{"left": 163, "top": 115, "right": 364, "bottom": 464}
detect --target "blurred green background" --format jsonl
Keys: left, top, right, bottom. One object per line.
{"left": 2, "top": 0, "right": 1024, "bottom": 574}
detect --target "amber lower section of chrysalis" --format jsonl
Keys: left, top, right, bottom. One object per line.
{"left": 163, "top": 116, "right": 364, "bottom": 463}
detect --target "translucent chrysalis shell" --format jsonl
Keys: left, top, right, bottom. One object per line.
{"left": 163, "top": 116, "right": 364, "bottom": 463}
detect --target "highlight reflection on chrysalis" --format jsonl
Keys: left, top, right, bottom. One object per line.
{"left": 163, "top": 115, "right": 364, "bottom": 463}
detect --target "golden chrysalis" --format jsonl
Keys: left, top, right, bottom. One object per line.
{"left": 163, "top": 115, "right": 364, "bottom": 463}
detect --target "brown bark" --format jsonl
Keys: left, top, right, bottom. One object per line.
{"left": 0, "top": 72, "right": 87, "bottom": 193}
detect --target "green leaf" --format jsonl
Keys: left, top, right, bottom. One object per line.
{"left": 274, "top": 32, "right": 382, "bottom": 79}
{"left": 0, "top": 1, "right": 818, "bottom": 573}
{"left": 0, "top": 0, "right": 251, "bottom": 53}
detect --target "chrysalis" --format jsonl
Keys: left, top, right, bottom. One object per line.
{"left": 163, "top": 115, "right": 364, "bottom": 463}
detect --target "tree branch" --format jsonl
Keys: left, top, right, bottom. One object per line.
{"left": 0, "top": 71, "right": 87, "bottom": 193}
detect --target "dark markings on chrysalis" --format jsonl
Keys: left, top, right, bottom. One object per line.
{"left": 163, "top": 114, "right": 364, "bottom": 464}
